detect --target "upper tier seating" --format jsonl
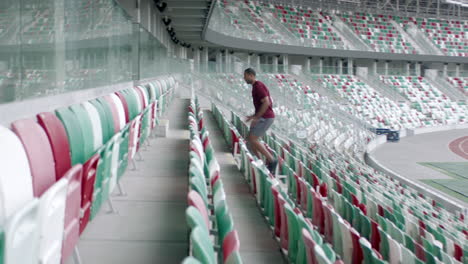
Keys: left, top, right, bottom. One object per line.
{"left": 0, "top": 75, "right": 177, "bottom": 264}
{"left": 336, "top": 12, "right": 417, "bottom": 54}
{"left": 262, "top": 3, "right": 346, "bottom": 49}
{"left": 396, "top": 16, "right": 468, "bottom": 57}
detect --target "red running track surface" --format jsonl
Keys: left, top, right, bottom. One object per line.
{"left": 449, "top": 136, "right": 468, "bottom": 160}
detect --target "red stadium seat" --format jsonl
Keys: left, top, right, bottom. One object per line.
{"left": 222, "top": 230, "right": 240, "bottom": 262}
{"left": 115, "top": 92, "right": 130, "bottom": 123}
{"left": 37, "top": 112, "right": 72, "bottom": 179}
{"left": 11, "top": 119, "right": 56, "bottom": 197}
{"left": 79, "top": 154, "right": 99, "bottom": 234}
{"left": 187, "top": 190, "right": 210, "bottom": 230}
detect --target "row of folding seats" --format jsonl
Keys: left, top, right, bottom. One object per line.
{"left": 267, "top": 5, "right": 345, "bottom": 49}
{"left": 260, "top": 73, "right": 373, "bottom": 149}
{"left": 217, "top": 0, "right": 273, "bottom": 43}
{"left": 380, "top": 75, "right": 467, "bottom": 125}
{"left": 313, "top": 74, "right": 428, "bottom": 130}
{"left": 211, "top": 73, "right": 372, "bottom": 152}
{"left": 212, "top": 103, "right": 345, "bottom": 264}
{"left": 0, "top": 76, "right": 177, "bottom": 264}
{"left": 207, "top": 73, "right": 466, "bottom": 262}
{"left": 395, "top": 16, "right": 467, "bottom": 57}
{"left": 183, "top": 98, "right": 242, "bottom": 264}
{"left": 209, "top": 71, "right": 466, "bottom": 241}
{"left": 446, "top": 76, "right": 468, "bottom": 95}
{"left": 225, "top": 108, "right": 466, "bottom": 264}
{"left": 334, "top": 12, "right": 417, "bottom": 54}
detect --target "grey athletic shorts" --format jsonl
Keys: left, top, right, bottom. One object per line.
{"left": 250, "top": 118, "right": 274, "bottom": 137}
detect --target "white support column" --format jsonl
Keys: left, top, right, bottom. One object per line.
{"left": 231, "top": 52, "right": 235, "bottom": 73}
{"left": 338, "top": 59, "right": 343, "bottom": 75}
{"left": 373, "top": 60, "right": 378, "bottom": 75}
{"left": 247, "top": 54, "right": 252, "bottom": 68}
{"left": 203, "top": 48, "right": 209, "bottom": 72}
{"left": 224, "top": 50, "right": 230, "bottom": 72}
{"left": 416, "top": 62, "right": 422, "bottom": 76}
{"left": 348, "top": 58, "right": 353, "bottom": 75}
{"left": 455, "top": 64, "right": 460, "bottom": 77}
{"left": 406, "top": 62, "right": 411, "bottom": 76}
{"left": 384, "top": 61, "right": 389, "bottom": 76}
{"left": 305, "top": 57, "right": 311, "bottom": 73}
{"left": 319, "top": 58, "right": 324, "bottom": 74}
{"left": 255, "top": 54, "right": 260, "bottom": 71}
{"left": 216, "top": 50, "right": 222, "bottom": 73}
{"left": 282, "top": 54, "right": 289, "bottom": 73}
{"left": 193, "top": 48, "right": 200, "bottom": 72}
{"left": 443, "top": 63, "right": 448, "bottom": 77}
{"left": 272, "top": 56, "right": 278, "bottom": 73}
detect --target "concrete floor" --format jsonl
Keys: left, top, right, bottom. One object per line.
{"left": 66, "top": 94, "right": 284, "bottom": 264}
{"left": 68, "top": 98, "right": 190, "bottom": 264}
{"left": 370, "top": 128, "right": 468, "bottom": 207}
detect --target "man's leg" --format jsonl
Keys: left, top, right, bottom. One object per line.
{"left": 248, "top": 133, "right": 274, "bottom": 163}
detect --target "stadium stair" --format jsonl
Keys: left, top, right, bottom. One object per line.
{"left": 183, "top": 97, "right": 285, "bottom": 263}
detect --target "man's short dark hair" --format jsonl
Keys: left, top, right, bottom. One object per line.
{"left": 244, "top": 68, "right": 256, "bottom": 76}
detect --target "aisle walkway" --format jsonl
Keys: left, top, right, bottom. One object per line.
{"left": 70, "top": 98, "right": 190, "bottom": 264}
{"left": 203, "top": 110, "right": 286, "bottom": 264}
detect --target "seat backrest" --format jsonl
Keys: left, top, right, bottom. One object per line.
{"left": 4, "top": 198, "right": 40, "bottom": 264}
{"left": 82, "top": 102, "right": 103, "bottom": 152}
{"left": 79, "top": 153, "right": 99, "bottom": 234}
{"left": 145, "top": 83, "right": 156, "bottom": 102}
{"left": 190, "top": 226, "right": 216, "bottom": 264}
{"left": 284, "top": 203, "right": 300, "bottom": 262}
{"left": 181, "top": 256, "right": 202, "bottom": 264}
{"left": 132, "top": 87, "right": 144, "bottom": 112}
{"left": 187, "top": 190, "right": 210, "bottom": 229}
{"left": 186, "top": 206, "right": 209, "bottom": 232}
{"left": 222, "top": 230, "right": 240, "bottom": 262}
{"left": 109, "top": 94, "right": 126, "bottom": 131}
{"left": 90, "top": 99, "right": 113, "bottom": 143}
{"left": 302, "top": 228, "right": 318, "bottom": 264}
{"left": 0, "top": 126, "right": 34, "bottom": 224}
{"left": 37, "top": 112, "right": 72, "bottom": 179}
{"left": 69, "top": 104, "right": 95, "bottom": 159}
{"left": 315, "top": 244, "right": 333, "bottom": 264}
{"left": 11, "top": 119, "right": 56, "bottom": 197}
{"left": 123, "top": 89, "right": 139, "bottom": 119}
{"left": 102, "top": 96, "right": 121, "bottom": 133}
{"left": 56, "top": 107, "right": 85, "bottom": 165}
{"left": 61, "top": 165, "right": 82, "bottom": 264}
{"left": 115, "top": 92, "right": 130, "bottom": 123}
{"left": 37, "top": 177, "right": 68, "bottom": 263}
{"left": 225, "top": 250, "right": 242, "bottom": 264}
{"left": 135, "top": 86, "right": 148, "bottom": 109}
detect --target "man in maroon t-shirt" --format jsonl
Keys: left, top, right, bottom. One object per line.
{"left": 244, "top": 68, "right": 278, "bottom": 173}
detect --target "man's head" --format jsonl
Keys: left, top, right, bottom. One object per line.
{"left": 244, "top": 68, "right": 256, "bottom": 84}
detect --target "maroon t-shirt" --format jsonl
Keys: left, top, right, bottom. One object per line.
{"left": 252, "top": 81, "right": 275, "bottom": 118}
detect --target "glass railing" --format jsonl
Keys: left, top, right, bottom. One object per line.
{"left": 0, "top": 0, "right": 183, "bottom": 104}
{"left": 443, "top": 71, "right": 468, "bottom": 78}
{"left": 309, "top": 66, "right": 350, "bottom": 75}
{"left": 376, "top": 67, "right": 418, "bottom": 76}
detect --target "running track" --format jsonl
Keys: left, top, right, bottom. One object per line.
{"left": 449, "top": 136, "right": 468, "bottom": 160}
